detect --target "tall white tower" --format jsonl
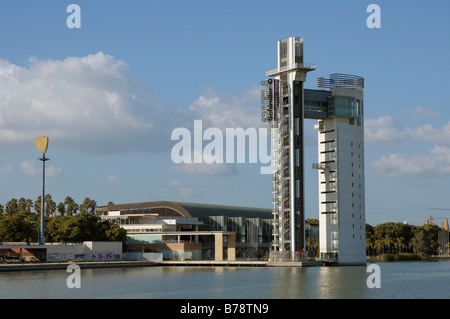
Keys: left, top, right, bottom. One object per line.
{"left": 313, "top": 74, "right": 366, "bottom": 265}
{"left": 262, "top": 37, "right": 366, "bottom": 265}
{"left": 262, "top": 37, "right": 315, "bottom": 261}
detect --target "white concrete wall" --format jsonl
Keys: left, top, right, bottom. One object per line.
{"left": 83, "top": 241, "right": 123, "bottom": 261}
{"left": 318, "top": 89, "right": 366, "bottom": 265}
{"left": 122, "top": 252, "right": 163, "bottom": 262}
{"left": 46, "top": 244, "right": 88, "bottom": 261}
{"left": 335, "top": 117, "right": 366, "bottom": 265}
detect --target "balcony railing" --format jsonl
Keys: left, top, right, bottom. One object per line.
{"left": 266, "top": 63, "right": 316, "bottom": 76}
{"left": 312, "top": 162, "right": 329, "bottom": 170}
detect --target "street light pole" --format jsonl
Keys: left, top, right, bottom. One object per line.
{"left": 34, "top": 136, "right": 49, "bottom": 246}
{"left": 39, "top": 153, "right": 49, "bottom": 245}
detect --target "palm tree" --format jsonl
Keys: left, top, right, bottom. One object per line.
{"left": 384, "top": 235, "right": 393, "bottom": 254}
{"left": 64, "top": 196, "right": 78, "bottom": 216}
{"left": 366, "top": 237, "right": 374, "bottom": 256}
{"left": 396, "top": 237, "right": 404, "bottom": 254}
{"left": 25, "top": 198, "right": 34, "bottom": 213}
{"left": 34, "top": 196, "right": 42, "bottom": 216}
{"left": 57, "top": 202, "right": 66, "bottom": 216}
{"left": 18, "top": 197, "right": 27, "bottom": 213}
{"left": 5, "top": 198, "right": 19, "bottom": 216}
{"left": 374, "top": 239, "right": 383, "bottom": 255}
{"left": 305, "top": 237, "right": 312, "bottom": 257}
{"left": 44, "top": 194, "right": 56, "bottom": 217}
{"left": 80, "top": 197, "right": 97, "bottom": 214}
{"left": 409, "top": 238, "right": 416, "bottom": 254}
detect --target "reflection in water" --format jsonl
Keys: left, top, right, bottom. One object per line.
{"left": 271, "top": 266, "right": 369, "bottom": 298}
{"left": 271, "top": 267, "right": 315, "bottom": 298}
{"left": 317, "top": 266, "right": 368, "bottom": 298}
{"left": 0, "top": 262, "right": 448, "bottom": 299}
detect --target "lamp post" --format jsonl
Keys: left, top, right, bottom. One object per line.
{"left": 34, "top": 137, "right": 49, "bottom": 245}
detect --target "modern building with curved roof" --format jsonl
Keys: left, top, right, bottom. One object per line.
{"left": 98, "top": 201, "right": 273, "bottom": 261}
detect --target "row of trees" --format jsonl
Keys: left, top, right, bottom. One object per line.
{"left": 303, "top": 219, "right": 445, "bottom": 258}
{"left": 366, "top": 222, "right": 443, "bottom": 257}
{"left": 1, "top": 196, "right": 100, "bottom": 217}
{"left": 0, "top": 196, "right": 125, "bottom": 245}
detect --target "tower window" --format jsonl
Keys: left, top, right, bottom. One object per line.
{"left": 295, "top": 42, "right": 301, "bottom": 57}
{"left": 281, "top": 42, "right": 287, "bottom": 58}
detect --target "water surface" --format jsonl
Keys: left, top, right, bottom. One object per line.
{"left": 0, "top": 261, "right": 448, "bottom": 299}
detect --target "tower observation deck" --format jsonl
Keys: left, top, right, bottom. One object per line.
{"left": 261, "top": 37, "right": 366, "bottom": 265}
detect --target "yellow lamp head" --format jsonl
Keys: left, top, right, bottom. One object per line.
{"left": 34, "top": 136, "right": 49, "bottom": 153}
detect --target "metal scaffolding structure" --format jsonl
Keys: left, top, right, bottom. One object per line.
{"left": 261, "top": 37, "right": 315, "bottom": 262}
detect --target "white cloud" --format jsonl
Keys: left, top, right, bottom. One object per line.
{"left": 0, "top": 54, "right": 267, "bottom": 156}
{"left": 366, "top": 112, "right": 450, "bottom": 177}
{"left": 0, "top": 163, "right": 14, "bottom": 174}
{"left": 20, "top": 160, "right": 62, "bottom": 179}
{"left": 365, "top": 115, "right": 450, "bottom": 146}
{"left": 0, "top": 53, "right": 160, "bottom": 153}
{"left": 20, "top": 161, "right": 39, "bottom": 176}
{"left": 403, "top": 106, "right": 440, "bottom": 120}
{"left": 169, "top": 144, "right": 241, "bottom": 176}
{"left": 369, "top": 146, "right": 450, "bottom": 178}
{"left": 188, "top": 87, "right": 262, "bottom": 130}
{"left": 365, "top": 116, "right": 406, "bottom": 144}
{"left": 167, "top": 179, "right": 200, "bottom": 198}
{"left": 170, "top": 162, "right": 238, "bottom": 175}
{"left": 107, "top": 175, "right": 119, "bottom": 183}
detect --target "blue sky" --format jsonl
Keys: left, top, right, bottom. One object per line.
{"left": 0, "top": 0, "right": 449, "bottom": 226}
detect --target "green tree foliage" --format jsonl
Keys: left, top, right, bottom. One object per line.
{"left": 306, "top": 218, "right": 319, "bottom": 225}
{"left": 44, "top": 194, "right": 56, "bottom": 218}
{"left": 366, "top": 222, "right": 441, "bottom": 257}
{"left": 79, "top": 197, "right": 97, "bottom": 214}
{"left": 57, "top": 202, "right": 66, "bottom": 216}
{"left": 64, "top": 196, "right": 78, "bottom": 216}
{"left": 0, "top": 212, "right": 39, "bottom": 243}
{"left": 5, "top": 198, "right": 19, "bottom": 216}
{"left": 44, "top": 213, "right": 126, "bottom": 244}
{"left": 0, "top": 196, "right": 125, "bottom": 246}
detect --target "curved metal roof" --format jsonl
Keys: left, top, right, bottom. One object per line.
{"left": 175, "top": 202, "right": 272, "bottom": 219}
{"left": 105, "top": 201, "right": 272, "bottom": 219}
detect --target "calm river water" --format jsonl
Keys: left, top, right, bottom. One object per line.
{"left": 0, "top": 261, "right": 448, "bottom": 299}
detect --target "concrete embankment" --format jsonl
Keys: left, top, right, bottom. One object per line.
{"left": 0, "top": 260, "right": 161, "bottom": 272}
{"left": 0, "top": 260, "right": 324, "bottom": 272}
